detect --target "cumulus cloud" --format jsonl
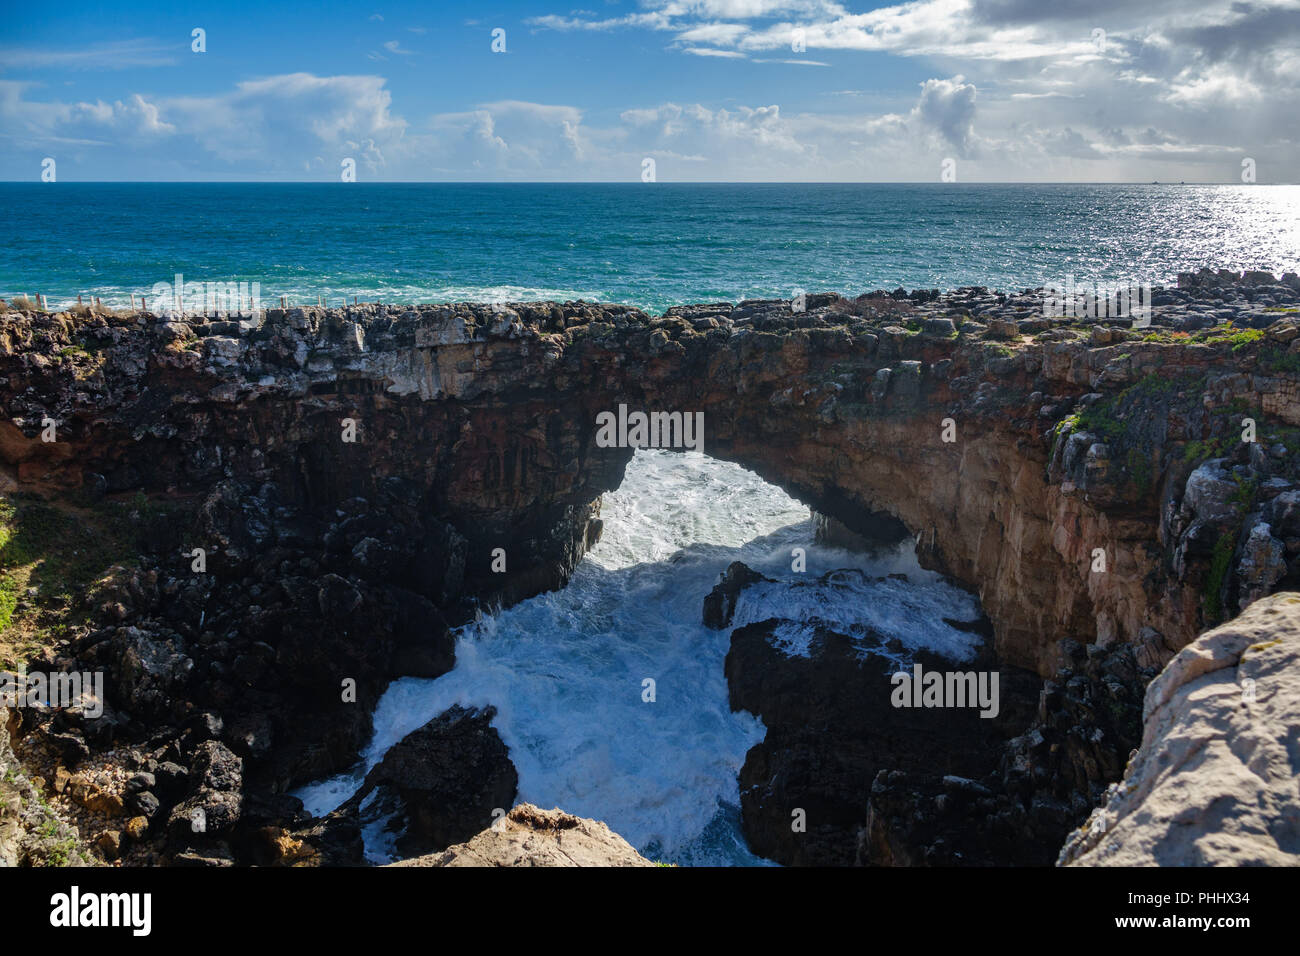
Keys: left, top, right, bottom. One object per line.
{"left": 528, "top": 0, "right": 1299, "bottom": 180}
{"left": 0, "top": 73, "right": 406, "bottom": 175}
{"left": 911, "top": 75, "right": 978, "bottom": 156}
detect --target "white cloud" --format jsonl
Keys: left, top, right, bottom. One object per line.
{"left": 5, "top": 0, "right": 1300, "bottom": 186}
{"left": 522, "top": 0, "right": 1300, "bottom": 180}
{"left": 0, "top": 38, "right": 178, "bottom": 71}
{"left": 911, "top": 75, "right": 978, "bottom": 156}
{"left": 683, "top": 47, "right": 750, "bottom": 57}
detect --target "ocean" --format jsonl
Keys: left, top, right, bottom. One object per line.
{"left": 3, "top": 183, "right": 1298, "bottom": 313}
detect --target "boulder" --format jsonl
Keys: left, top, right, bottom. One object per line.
{"left": 389, "top": 804, "right": 654, "bottom": 867}
{"left": 342, "top": 704, "right": 517, "bottom": 860}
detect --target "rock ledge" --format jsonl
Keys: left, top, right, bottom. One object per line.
{"left": 389, "top": 804, "right": 654, "bottom": 867}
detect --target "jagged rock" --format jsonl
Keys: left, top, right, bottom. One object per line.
{"left": 341, "top": 705, "right": 517, "bottom": 860}
{"left": 95, "top": 831, "right": 122, "bottom": 859}
{"left": 1181, "top": 459, "right": 1240, "bottom": 525}
{"left": 166, "top": 740, "right": 244, "bottom": 842}
{"left": 390, "top": 804, "right": 654, "bottom": 867}
{"left": 985, "top": 317, "right": 1019, "bottom": 339}
{"left": 726, "top": 617, "right": 1017, "bottom": 866}
{"left": 857, "top": 639, "right": 1151, "bottom": 866}
{"left": 702, "top": 562, "right": 772, "bottom": 629}
{"left": 1061, "top": 593, "right": 1300, "bottom": 866}
{"left": 1237, "top": 522, "right": 1287, "bottom": 608}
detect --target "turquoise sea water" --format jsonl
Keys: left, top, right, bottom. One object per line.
{"left": 3, "top": 183, "right": 1297, "bottom": 313}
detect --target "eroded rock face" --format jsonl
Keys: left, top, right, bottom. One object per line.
{"left": 858, "top": 639, "right": 1153, "bottom": 866}
{"left": 389, "top": 803, "right": 653, "bottom": 867}
{"left": 1060, "top": 592, "right": 1300, "bottom": 866}
{"left": 6, "top": 288, "right": 1300, "bottom": 679}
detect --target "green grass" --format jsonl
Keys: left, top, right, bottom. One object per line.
{"left": 1075, "top": 373, "right": 1192, "bottom": 446}
{"left": 1139, "top": 324, "right": 1268, "bottom": 349}
{"left": 1182, "top": 437, "right": 1230, "bottom": 465}
{"left": 1075, "top": 403, "right": 1124, "bottom": 443}
{"left": 1204, "top": 531, "right": 1237, "bottom": 626}
{"left": 1260, "top": 346, "right": 1300, "bottom": 375}
{"left": 1228, "top": 328, "right": 1265, "bottom": 351}
{"left": 1126, "top": 447, "right": 1154, "bottom": 494}
{"left": 0, "top": 493, "right": 193, "bottom": 669}
{"left": 1228, "top": 475, "right": 1258, "bottom": 511}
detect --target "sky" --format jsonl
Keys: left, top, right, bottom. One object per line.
{"left": 1, "top": 0, "right": 1297, "bottom": 182}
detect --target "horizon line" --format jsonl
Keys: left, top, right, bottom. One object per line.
{"left": 1, "top": 180, "right": 1295, "bottom": 186}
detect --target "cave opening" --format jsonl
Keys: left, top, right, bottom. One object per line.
{"left": 294, "top": 448, "right": 987, "bottom": 865}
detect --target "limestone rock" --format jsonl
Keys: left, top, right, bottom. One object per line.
{"left": 1060, "top": 592, "right": 1300, "bottom": 866}
{"left": 389, "top": 804, "right": 653, "bottom": 867}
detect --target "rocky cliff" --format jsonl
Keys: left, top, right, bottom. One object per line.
{"left": 2, "top": 267, "right": 1299, "bottom": 864}
{"left": 1060, "top": 591, "right": 1300, "bottom": 866}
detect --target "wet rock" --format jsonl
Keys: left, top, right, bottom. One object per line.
{"left": 726, "top": 619, "right": 1014, "bottom": 866}
{"left": 702, "top": 562, "right": 773, "bottom": 630}
{"left": 340, "top": 705, "right": 517, "bottom": 860}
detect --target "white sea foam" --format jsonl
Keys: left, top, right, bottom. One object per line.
{"left": 293, "top": 449, "right": 984, "bottom": 865}
{"left": 47, "top": 282, "right": 603, "bottom": 312}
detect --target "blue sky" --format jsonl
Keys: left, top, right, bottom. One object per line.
{"left": 2, "top": 0, "right": 1297, "bottom": 181}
